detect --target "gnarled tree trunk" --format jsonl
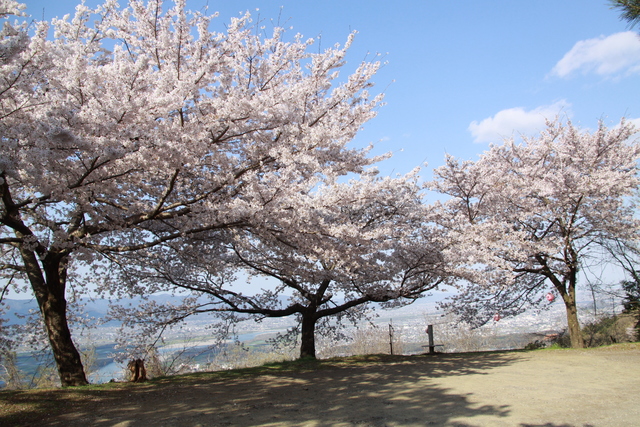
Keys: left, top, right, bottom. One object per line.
{"left": 21, "top": 248, "right": 88, "bottom": 386}
{"left": 40, "top": 290, "right": 88, "bottom": 386}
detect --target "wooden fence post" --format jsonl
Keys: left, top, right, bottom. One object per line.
{"left": 427, "top": 324, "right": 435, "bottom": 354}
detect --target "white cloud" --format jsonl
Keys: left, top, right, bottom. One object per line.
{"left": 550, "top": 31, "right": 640, "bottom": 78}
{"left": 611, "top": 118, "right": 640, "bottom": 144}
{"left": 628, "top": 117, "right": 640, "bottom": 129}
{"left": 625, "top": 117, "right": 640, "bottom": 138}
{"left": 468, "top": 101, "right": 571, "bottom": 143}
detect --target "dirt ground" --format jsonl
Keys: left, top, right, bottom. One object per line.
{"left": 2, "top": 344, "right": 639, "bottom": 427}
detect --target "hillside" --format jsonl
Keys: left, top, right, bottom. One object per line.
{"left": 1, "top": 343, "right": 639, "bottom": 426}
{"left": 4, "top": 294, "right": 609, "bottom": 387}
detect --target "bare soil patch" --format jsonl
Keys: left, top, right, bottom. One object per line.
{"left": 2, "top": 343, "right": 639, "bottom": 427}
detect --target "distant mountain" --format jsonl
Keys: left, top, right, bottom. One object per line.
{"left": 1, "top": 294, "right": 189, "bottom": 326}
{"left": 1, "top": 292, "right": 441, "bottom": 327}
{"left": 1, "top": 292, "right": 297, "bottom": 322}
{"left": 1, "top": 298, "right": 39, "bottom": 325}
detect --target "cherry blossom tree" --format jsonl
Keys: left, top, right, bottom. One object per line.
{"left": 429, "top": 119, "right": 640, "bottom": 348}
{"left": 106, "top": 172, "right": 447, "bottom": 359}
{"left": 0, "top": 0, "right": 385, "bottom": 385}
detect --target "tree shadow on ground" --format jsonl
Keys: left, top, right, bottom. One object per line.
{"left": 3, "top": 351, "right": 528, "bottom": 426}
{"left": 520, "top": 424, "right": 595, "bottom": 427}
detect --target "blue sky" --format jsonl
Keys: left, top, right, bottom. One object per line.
{"left": 24, "top": 0, "right": 640, "bottom": 179}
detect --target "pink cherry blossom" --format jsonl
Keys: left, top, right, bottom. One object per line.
{"left": 430, "top": 118, "right": 640, "bottom": 348}
{"left": 0, "top": 0, "right": 385, "bottom": 385}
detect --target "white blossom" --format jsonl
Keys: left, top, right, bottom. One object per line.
{"left": 429, "top": 118, "right": 640, "bottom": 347}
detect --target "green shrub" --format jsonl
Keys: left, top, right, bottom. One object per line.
{"left": 582, "top": 313, "right": 637, "bottom": 347}
{"left": 524, "top": 340, "right": 546, "bottom": 350}
{"left": 621, "top": 278, "right": 640, "bottom": 340}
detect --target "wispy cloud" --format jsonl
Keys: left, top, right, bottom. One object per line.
{"left": 625, "top": 117, "right": 640, "bottom": 133}
{"left": 468, "top": 101, "right": 571, "bottom": 143}
{"left": 550, "top": 31, "right": 640, "bottom": 78}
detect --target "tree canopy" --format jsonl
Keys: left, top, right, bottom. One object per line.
{"left": 429, "top": 119, "right": 640, "bottom": 348}
{"left": 107, "top": 172, "right": 447, "bottom": 359}
{"left": 0, "top": 0, "right": 386, "bottom": 385}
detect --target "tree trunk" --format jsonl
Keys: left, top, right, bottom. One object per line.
{"left": 5, "top": 177, "right": 87, "bottom": 386}
{"left": 299, "top": 311, "right": 317, "bottom": 359}
{"left": 562, "top": 286, "right": 585, "bottom": 349}
{"left": 546, "top": 253, "right": 584, "bottom": 349}
{"left": 40, "top": 292, "right": 88, "bottom": 386}
{"left": 21, "top": 247, "right": 88, "bottom": 386}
